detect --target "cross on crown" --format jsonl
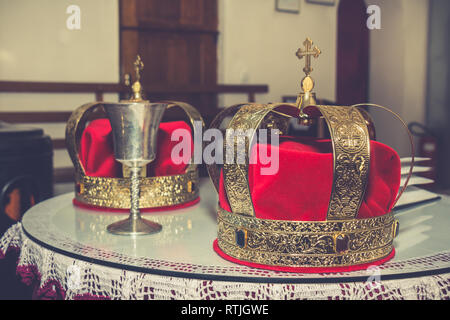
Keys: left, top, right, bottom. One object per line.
{"left": 294, "top": 38, "right": 321, "bottom": 114}
{"left": 296, "top": 37, "right": 321, "bottom": 76}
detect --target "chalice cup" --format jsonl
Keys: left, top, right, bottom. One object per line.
{"left": 104, "top": 102, "right": 167, "bottom": 235}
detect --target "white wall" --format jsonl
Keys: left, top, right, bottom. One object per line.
{"left": 0, "top": 0, "right": 430, "bottom": 170}
{"left": 367, "top": 0, "right": 429, "bottom": 156}
{"left": 0, "top": 0, "right": 119, "bottom": 83}
{"left": 218, "top": 0, "right": 339, "bottom": 107}
{"left": 218, "top": 0, "right": 429, "bottom": 156}
{"left": 0, "top": 0, "right": 119, "bottom": 172}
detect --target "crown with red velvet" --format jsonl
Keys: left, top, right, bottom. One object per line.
{"left": 65, "top": 56, "right": 203, "bottom": 212}
{"left": 207, "top": 38, "right": 411, "bottom": 273}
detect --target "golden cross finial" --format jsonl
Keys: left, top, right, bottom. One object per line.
{"left": 294, "top": 38, "right": 321, "bottom": 114}
{"left": 296, "top": 37, "right": 321, "bottom": 77}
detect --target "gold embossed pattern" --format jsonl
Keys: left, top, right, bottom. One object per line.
{"left": 76, "top": 170, "right": 199, "bottom": 209}
{"left": 213, "top": 103, "right": 376, "bottom": 267}
{"left": 223, "top": 104, "right": 270, "bottom": 217}
{"left": 217, "top": 238, "right": 393, "bottom": 268}
{"left": 217, "top": 207, "right": 394, "bottom": 268}
{"left": 206, "top": 104, "right": 249, "bottom": 192}
{"left": 223, "top": 104, "right": 298, "bottom": 217}
{"left": 317, "top": 106, "right": 371, "bottom": 220}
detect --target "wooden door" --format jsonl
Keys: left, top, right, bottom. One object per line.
{"left": 336, "top": 0, "right": 369, "bottom": 105}
{"left": 120, "top": 0, "right": 218, "bottom": 118}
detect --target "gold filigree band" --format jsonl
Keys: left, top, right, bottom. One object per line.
{"left": 312, "top": 106, "right": 371, "bottom": 220}
{"left": 217, "top": 206, "right": 396, "bottom": 268}
{"left": 222, "top": 104, "right": 295, "bottom": 217}
{"left": 76, "top": 170, "right": 199, "bottom": 209}
{"left": 224, "top": 104, "right": 271, "bottom": 217}
{"left": 206, "top": 103, "right": 250, "bottom": 193}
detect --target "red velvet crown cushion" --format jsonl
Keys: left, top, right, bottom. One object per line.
{"left": 75, "top": 118, "right": 198, "bottom": 211}
{"left": 79, "top": 119, "right": 192, "bottom": 178}
{"left": 215, "top": 136, "right": 401, "bottom": 273}
{"left": 218, "top": 136, "right": 401, "bottom": 220}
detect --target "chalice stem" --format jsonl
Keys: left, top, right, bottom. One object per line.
{"left": 106, "top": 164, "right": 162, "bottom": 235}
{"left": 130, "top": 166, "right": 141, "bottom": 220}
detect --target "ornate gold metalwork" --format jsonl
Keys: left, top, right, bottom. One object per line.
{"left": 296, "top": 37, "right": 321, "bottom": 78}
{"left": 206, "top": 104, "right": 249, "bottom": 192}
{"left": 314, "top": 105, "right": 371, "bottom": 220}
{"left": 66, "top": 100, "right": 203, "bottom": 210}
{"left": 393, "top": 219, "right": 400, "bottom": 239}
{"left": 217, "top": 206, "right": 395, "bottom": 268}
{"left": 76, "top": 170, "right": 199, "bottom": 209}
{"left": 224, "top": 104, "right": 268, "bottom": 217}
{"left": 218, "top": 205, "right": 394, "bottom": 234}
{"left": 295, "top": 37, "right": 321, "bottom": 112}
{"left": 205, "top": 38, "right": 416, "bottom": 269}
{"left": 207, "top": 103, "right": 295, "bottom": 193}
{"left": 211, "top": 102, "right": 378, "bottom": 266}
{"left": 223, "top": 104, "right": 298, "bottom": 217}
{"left": 218, "top": 103, "right": 370, "bottom": 221}
{"left": 260, "top": 111, "right": 290, "bottom": 135}
{"left": 210, "top": 101, "right": 415, "bottom": 268}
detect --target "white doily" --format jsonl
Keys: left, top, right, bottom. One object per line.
{"left": 1, "top": 223, "right": 449, "bottom": 300}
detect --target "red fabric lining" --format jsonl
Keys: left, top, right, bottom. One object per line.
{"left": 76, "top": 119, "right": 194, "bottom": 211}
{"left": 219, "top": 136, "right": 401, "bottom": 221}
{"left": 79, "top": 119, "right": 193, "bottom": 178}
{"left": 213, "top": 239, "right": 395, "bottom": 273}
{"left": 216, "top": 136, "right": 400, "bottom": 272}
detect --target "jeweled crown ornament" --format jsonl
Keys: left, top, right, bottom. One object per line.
{"left": 66, "top": 55, "right": 204, "bottom": 217}
{"left": 207, "top": 38, "right": 414, "bottom": 272}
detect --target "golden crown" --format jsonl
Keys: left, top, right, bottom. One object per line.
{"left": 207, "top": 38, "right": 413, "bottom": 269}
{"left": 66, "top": 56, "right": 204, "bottom": 210}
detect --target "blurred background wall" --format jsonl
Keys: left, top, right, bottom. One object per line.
{"left": 218, "top": 0, "right": 338, "bottom": 106}
{"left": 0, "top": 0, "right": 119, "bottom": 175}
{"left": 426, "top": 0, "right": 450, "bottom": 187}
{"left": 1, "top": 0, "right": 446, "bottom": 186}
{"left": 368, "top": 0, "right": 429, "bottom": 157}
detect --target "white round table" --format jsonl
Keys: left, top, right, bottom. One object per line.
{"left": 1, "top": 178, "right": 449, "bottom": 299}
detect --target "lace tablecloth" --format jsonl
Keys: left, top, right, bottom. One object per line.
{"left": 1, "top": 223, "right": 449, "bottom": 300}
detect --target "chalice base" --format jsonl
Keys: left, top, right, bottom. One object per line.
{"left": 107, "top": 217, "right": 162, "bottom": 236}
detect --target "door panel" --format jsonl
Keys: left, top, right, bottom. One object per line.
{"left": 120, "top": 0, "right": 218, "bottom": 116}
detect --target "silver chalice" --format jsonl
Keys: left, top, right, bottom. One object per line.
{"left": 104, "top": 101, "right": 167, "bottom": 235}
